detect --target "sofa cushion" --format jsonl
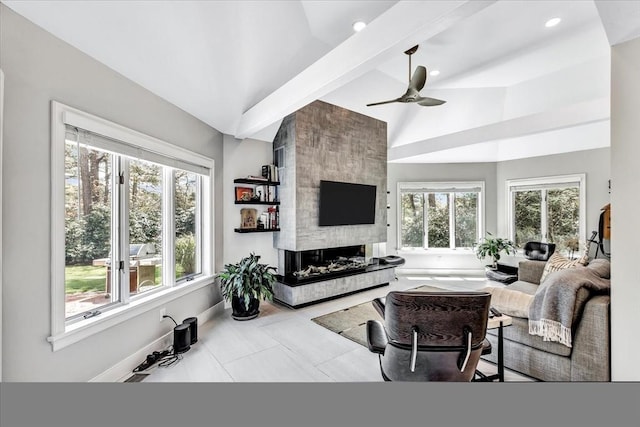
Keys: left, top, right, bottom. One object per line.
{"left": 517, "top": 260, "right": 546, "bottom": 285}
{"left": 585, "top": 258, "right": 610, "bottom": 279}
{"left": 540, "top": 252, "right": 588, "bottom": 283}
{"left": 484, "top": 287, "right": 533, "bottom": 318}
{"left": 508, "top": 280, "right": 539, "bottom": 295}
{"left": 486, "top": 316, "right": 572, "bottom": 357}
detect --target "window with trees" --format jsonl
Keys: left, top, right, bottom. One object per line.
{"left": 399, "top": 182, "right": 484, "bottom": 250}
{"left": 507, "top": 175, "right": 585, "bottom": 256}
{"left": 51, "top": 102, "right": 214, "bottom": 347}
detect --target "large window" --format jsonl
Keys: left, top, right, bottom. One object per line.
{"left": 51, "top": 102, "right": 214, "bottom": 350}
{"left": 398, "top": 182, "right": 484, "bottom": 250}
{"left": 507, "top": 175, "right": 585, "bottom": 256}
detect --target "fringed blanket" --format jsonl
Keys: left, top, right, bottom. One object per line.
{"left": 528, "top": 258, "right": 610, "bottom": 347}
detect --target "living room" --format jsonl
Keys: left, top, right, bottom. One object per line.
{"left": 1, "top": 0, "right": 639, "bottom": 425}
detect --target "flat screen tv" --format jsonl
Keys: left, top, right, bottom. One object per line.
{"left": 318, "top": 180, "right": 376, "bottom": 226}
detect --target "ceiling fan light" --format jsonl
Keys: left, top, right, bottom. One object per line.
{"left": 353, "top": 21, "right": 366, "bottom": 32}
{"left": 545, "top": 17, "right": 561, "bottom": 28}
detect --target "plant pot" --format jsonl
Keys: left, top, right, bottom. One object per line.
{"left": 231, "top": 295, "right": 260, "bottom": 320}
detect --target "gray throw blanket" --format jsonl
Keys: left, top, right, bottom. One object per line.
{"left": 528, "top": 259, "right": 610, "bottom": 347}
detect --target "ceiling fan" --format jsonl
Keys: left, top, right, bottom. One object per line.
{"left": 366, "top": 45, "right": 446, "bottom": 107}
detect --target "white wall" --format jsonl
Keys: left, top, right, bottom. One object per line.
{"left": 0, "top": 68, "right": 4, "bottom": 380}
{"left": 0, "top": 5, "right": 224, "bottom": 381}
{"left": 222, "top": 135, "right": 279, "bottom": 269}
{"left": 610, "top": 36, "right": 640, "bottom": 381}
{"left": 386, "top": 162, "right": 497, "bottom": 272}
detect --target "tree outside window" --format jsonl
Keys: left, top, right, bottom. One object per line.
{"left": 399, "top": 183, "right": 483, "bottom": 250}
{"left": 509, "top": 176, "right": 584, "bottom": 257}
{"left": 64, "top": 138, "right": 204, "bottom": 319}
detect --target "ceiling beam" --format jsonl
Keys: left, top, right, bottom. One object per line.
{"left": 594, "top": 0, "right": 640, "bottom": 46}
{"left": 387, "top": 98, "right": 610, "bottom": 162}
{"left": 234, "top": 0, "right": 496, "bottom": 140}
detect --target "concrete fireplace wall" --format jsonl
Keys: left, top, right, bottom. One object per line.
{"left": 272, "top": 100, "right": 387, "bottom": 253}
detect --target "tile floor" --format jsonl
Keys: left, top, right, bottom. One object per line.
{"left": 142, "top": 273, "right": 534, "bottom": 382}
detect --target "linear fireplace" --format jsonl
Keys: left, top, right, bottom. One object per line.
{"left": 281, "top": 245, "right": 370, "bottom": 285}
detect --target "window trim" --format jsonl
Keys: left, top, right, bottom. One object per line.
{"left": 397, "top": 181, "right": 485, "bottom": 252}
{"left": 50, "top": 101, "right": 215, "bottom": 351}
{"left": 506, "top": 174, "right": 586, "bottom": 250}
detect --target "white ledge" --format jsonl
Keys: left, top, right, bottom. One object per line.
{"left": 47, "top": 276, "right": 215, "bottom": 352}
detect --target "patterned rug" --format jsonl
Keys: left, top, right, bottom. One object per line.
{"left": 311, "top": 285, "right": 448, "bottom": 347}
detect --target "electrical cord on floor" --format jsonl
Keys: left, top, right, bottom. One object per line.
{"left": 132, "top": 344, "right": 186, "bottom": 373}
{"left": 158, "top": 351, "right": 183, "bottom": 368}
{"left": 132, "top": 317, "right": 187, "bottom": 373}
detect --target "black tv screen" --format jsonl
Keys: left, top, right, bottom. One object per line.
{"left": 318, "top": 180, "right": 376, "bottom": 226}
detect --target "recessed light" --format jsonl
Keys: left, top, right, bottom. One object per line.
{"left": 545, "top": 17, "right": 561, "bottom": 28}
{"left": 430, "top": 70, "right": 440, "bottom": 77}
{"left": 353, "top": 21, "right": 366, "bottom": 32}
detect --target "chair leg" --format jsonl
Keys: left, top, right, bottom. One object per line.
{"left": 473, "top": 369, "right": 490, "bottom": 382}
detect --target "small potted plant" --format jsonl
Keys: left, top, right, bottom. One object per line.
{"left": 474, "top": 232, "right": 517, "bottom": 269}
{"left": 217, "top": 252, "right": 276, "bottom": 320}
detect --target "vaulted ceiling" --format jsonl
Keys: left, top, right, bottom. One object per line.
{"left": 4, "top": 0, "right": 640, "bottom": 163}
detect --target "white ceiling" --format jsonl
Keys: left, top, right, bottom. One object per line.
{"left": 4, "top": 0, "right": 640, "bottom": 163}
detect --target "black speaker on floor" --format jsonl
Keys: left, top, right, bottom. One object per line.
{"left": 183, "top": 317, "right": 198, "bottom": 344}
{"left": 173, "top": 323, "right": 191, "bottom": 353}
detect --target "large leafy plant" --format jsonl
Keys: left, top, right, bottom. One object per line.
{"left": 218, "top": 253, "right": 276, "bottom": 310}
{"left": 474, "top": 232, "right": 517, "bottom": 268}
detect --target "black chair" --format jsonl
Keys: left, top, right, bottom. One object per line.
{"left": 367, "top": 290, "right": 491, "bottom": 382}
{"left": 523, "top": 241, "right": 556, "bottom": 261}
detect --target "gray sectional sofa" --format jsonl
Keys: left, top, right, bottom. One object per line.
{"left": 482, "top": 259, "right": 611, "bottom": 381}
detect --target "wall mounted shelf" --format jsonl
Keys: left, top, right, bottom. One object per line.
{"left": 234, "top": 201, "right": 280, "bottom": 205}
{"left": 234, "top": 176, "right": 280, "bottom": 231}
{"left": 234, "top": 228, "right": 280, "bottom": 233}
{"left": 233, "top": 178, "right": 280, "bottom": 185}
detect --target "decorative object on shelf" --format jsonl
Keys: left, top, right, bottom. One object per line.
{"left": 235, "top": 186, "right": 253, "bottom": 202}
{"left": 474, "top": 232, "right": 517, "bottom": 270}
{"left": 261, "top": 163, "right": 279, "bottom": 182}
{"left": 218, "top": 252, "right": 276, "bottom": 320}
{"left": 240, "top": 208, "right": 258, "bottom": 229}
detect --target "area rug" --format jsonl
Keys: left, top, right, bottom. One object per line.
{"left": 311, "top": 285, "right": 449, "bottom": 347}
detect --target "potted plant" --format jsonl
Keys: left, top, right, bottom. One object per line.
{"left": 217, "top": 252, "right": 276, "bottom": 320}
{"left": 474, "top": 232, "right": 517, "bottom": 269}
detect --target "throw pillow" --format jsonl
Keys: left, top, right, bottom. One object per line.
{"left": 483, "top": 287, "right": 534, "bottom": 318}
{"left": 540, "top": 252, "right": 588, "bottom": 283}
{"left": 586, "top": 258, "right": 611, "bottom": 279}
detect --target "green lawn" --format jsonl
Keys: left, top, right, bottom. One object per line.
{"left": 65, "top": 265, "right": 107, "bottom": 293}
{"left": 66, "top": 264, "right": 180, "bottom": 294}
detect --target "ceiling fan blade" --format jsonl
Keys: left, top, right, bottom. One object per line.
{"left": 408, "top": 66, "right": 427, "bottom": 92}
{"left": 366, "top": 98, "right": 401, "bottom": 107}
{"left": 417, "top": 96, "right": 446, "bottom": 106}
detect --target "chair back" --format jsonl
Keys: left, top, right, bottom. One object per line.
{"left": 384, "top": 291, "right": 490, "bottom": 349}
{"left": 523, "top": 241, "right": 556, "bottom": 261}
{"left": 378, "top": 290, "right": 491, "bottom": 381}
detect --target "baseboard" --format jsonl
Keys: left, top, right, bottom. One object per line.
{"left": 89, "top": 300, "right": 225, "bottom": 382}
